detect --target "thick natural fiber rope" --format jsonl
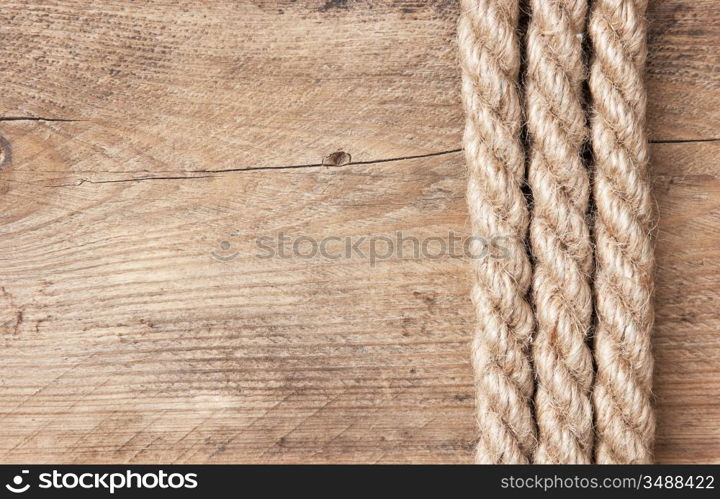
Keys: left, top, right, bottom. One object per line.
{"left": 458, "top": 0, "right": 536, "bottom": 463}
{"left": 526, "top": 0, "right": 594, "bottom": 463}
{"left": 589, "top": 0, "right": 655, "bottom": 463}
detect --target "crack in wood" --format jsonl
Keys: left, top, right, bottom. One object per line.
{"left": 195, "top": 148, "right": 463, "bottom": 174}
{"left": 48, "top": 149, "right": 464, "bottom": 187}
{"left": 650, "top": 138, "right": 720, "bottom": 144}
{"left": 0, "top": 116, "right": 83, "bottom": 123}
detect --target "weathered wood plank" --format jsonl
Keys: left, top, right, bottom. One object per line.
{"left": 646, "top": 0, "right": 720, "bottom": 140}
{"left": 652, "top": 141, "right": 720, "bottom": 463}
{"left": 0, "top": 133, "right": 475, "bottom": 463}
{"left": 1, "top": 0, "right": 461, "bottom": 172}
{"left": 1, "top": 0, "right": 719, "bottom": 463}
{"left": 1, "top": 0, "right": 718, "bottom": 179}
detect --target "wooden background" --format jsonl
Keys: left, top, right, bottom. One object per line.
{"left": 0, "top": 0, "right": 718, "bottom": 463}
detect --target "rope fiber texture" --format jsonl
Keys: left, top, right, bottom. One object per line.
{"left": 589, "top": 0, "right": 656, "bottom": 464}
{"left": 459, "top": 0, "right": 537, "bottom": 463}
{"left": 459, "top": 0, "right": 655, "bottom": 464}
{"left": 526, "top": 0, "right": 595, "bottom": 464}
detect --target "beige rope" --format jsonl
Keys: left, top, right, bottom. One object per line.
{"left": 459, "top": 0, "right": 536, "bottom": 463}
{"left": 589, "top": 0, "right": 656, "bottom": 463}
{"left": 526, "top": 0, "right": 594, "bottom": 464}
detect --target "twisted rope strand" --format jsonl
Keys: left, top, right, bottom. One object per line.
{"left": 589, "top": 0, "right": 656, "bottom": 463}
{"left": 459, "top": 0, "right": 537, "bottom": 463}
{"left": 526, "top": 0, "right": 594, "bottom": 464}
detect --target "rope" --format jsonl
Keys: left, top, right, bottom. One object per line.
{"left": 459, "top": 0, "right": 537, "bottom": 463}
{"left": 589, "top": 0, "right": 656, "bottom": 463}
{"left": 459, "top": 0, "right": 655, "bottom": 463}
{"left": 526, "top": 0, "right": 594, "bottom": 463}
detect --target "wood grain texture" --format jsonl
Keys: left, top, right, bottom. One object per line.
{"left": 0, "top": 0, "right": 718, "bottom": 463}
